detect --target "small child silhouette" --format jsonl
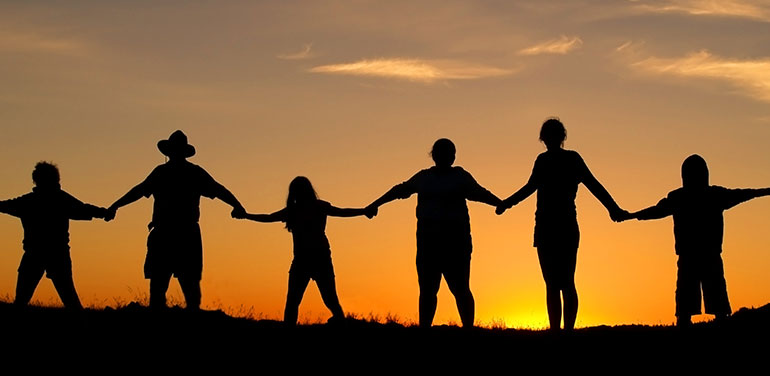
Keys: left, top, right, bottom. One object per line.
{"left": 625, "top": 155, "right": 770, "bottom": 326}
{"left": 234, "top": 176, "right": 375, "bottom": 325}
{"left": 0, "top": 162, "right": 107, "bottom": 309}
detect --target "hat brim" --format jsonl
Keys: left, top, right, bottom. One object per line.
{"left": 158, "top": 140, "right": 196, "bottom": 158}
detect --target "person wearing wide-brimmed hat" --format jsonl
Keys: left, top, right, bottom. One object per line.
{"left": 106, "top": 130, "right": 246, "bottom": 310}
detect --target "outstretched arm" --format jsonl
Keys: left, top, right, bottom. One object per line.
{"left": 366, "top": 176, "right": 418, "bottom": 212}
{"left": 497, "top": 180, "right": 536, "bottom": 215}
{"left": 497, "top": 158, "right": 540, "bottom": 215}
{"left": 327, "top": 205, "right": 373, "bottom": 218}
{"left": 197, "top": 168, "right": 246, "bottom": 218}
{"left": 106, "top": 183, "right": 147, "bottom": 221}
{"left": 212, "top": 183, "right": 246, "bottom": 218}
{"left": 242, "top": 209, "right": 286, "bottom": 223}
{"left": 630, "top": 197, "right": 672, "bottom": 221}
{"left": 467, "top": 183, "right": 502, "bottom": 207}
{"left": 66, "top": 193, "right": 108, "bottom": 220}
{"left": 0, "top": 197, "right": 25, "bottom": 217}
{"left": 582, "top": 168, "right": 627, "bottom": 222}
{"left": 722, "top": 187, "right": 770, "bottom": 210}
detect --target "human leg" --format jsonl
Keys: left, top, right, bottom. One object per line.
{"left": 561, "top": 249, "right": 579, "bottom": 331}
{"left": 285, "top": 262, "right": 312, "bottom": 325}
{"left": 701, "top": 254, "right": 731, "bottom": 318}
{"left": 178, "top": 277, "right": 202, "bottom": 310}
{"left": 537, "top": 246, "right": 562, "bottom": 330}
{"left": 51, "top": 276, "right": 83, "bottom": 309}
{"left": 15, "top": 253, "right": 45, "bottom": 306}
{"left": 416, "top": 223, "right": 443, "bottom": 328}
{"left": 314, "top": 258, "right": 344, "bottom": 319}
{"left": 149, "top": 273, "right": 173, "bottom": 309}
{"left": 13, "top": 268, "right": 44, "bottom": 306}
{"left": 46, "top": 250, "right": 82, "bottom": 309}
{"left": 416, "top": 253, "right": 442, "bottom": 328}
{"left": 444, "top": 253, "right": 474, "bottom": 328}
{"left": 675, "top": 255, "right": 702, "bottom": 322}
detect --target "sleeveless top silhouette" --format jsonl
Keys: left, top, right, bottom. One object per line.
{"left": 0, "top": 187, "right": 104, "bottom": 253}
{"left": 275, "top": 200, "right": 333, "bottom": 261}
{"left": 528, "top": 149, "right": 591, "bottom": 248}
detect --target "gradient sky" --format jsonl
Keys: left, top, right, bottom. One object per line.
{"left": 2, "top": 0, "right": 770, "bottom": 328}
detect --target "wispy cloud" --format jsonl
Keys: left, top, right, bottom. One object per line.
{"left": 635, "top": 0, "right": 770, "bottom": 22}
{"left": 633, "top": 50, "right": 770, "bottom": 102}
{"left": 613, "top": 40, "right": 648, "bottom": 55}
{"left": 308, "top": 58, "right": 514, "bottom": 83}
{"left": 0, "top": 30, "right": 87, "bottom": 55}
{"left": 518, "top": 35, "right": 583, "bottom": 56}
{"left": 277, "top": 43, "right": 314, "bottom": 60}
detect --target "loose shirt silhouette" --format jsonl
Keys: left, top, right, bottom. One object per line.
{"left": 392, "top": 166, "right": 495, "bottom": 226}
{"left": 0, "top": 188, "right": 104, "bottom": 255}
{"left": 0, "top": 187, "right": 104, "bottom": 307}
{"left": 134, "top": 160, "right": 230, "bottom": 280}
{"left": 386, "top": 166, "right": 499, "bottom": 263}
{"left": 638, "top": 186, "right": 761, "bottom": 255}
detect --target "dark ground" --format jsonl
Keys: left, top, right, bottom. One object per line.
{"left": 2, "top": 301, "right": 768, "bottom": 371}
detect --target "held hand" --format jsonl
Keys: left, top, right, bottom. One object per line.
{"left": 365, "top": 204, "right": 378, "bottom": 219}
{"left": 231, "top": 206, "right": 247, "bottom": 219}
{"left": 610, "top": 208, "right": 632, "bottom": 223}
{"left": 104, "top": 207, "right": 117, "bottom": 222}
{"left": 95, "top": 207, "right": 109, "bottom": 220}
{"left": 495, "top": 202, "right": 512, "bottom": 215}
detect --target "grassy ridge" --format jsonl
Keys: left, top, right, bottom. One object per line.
{"left": 3, "top": 301, "right": 768, "bottom": 368}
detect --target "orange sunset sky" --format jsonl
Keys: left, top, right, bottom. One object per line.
{"left": 2, "top": 1, "right": 770, "bottom": 328}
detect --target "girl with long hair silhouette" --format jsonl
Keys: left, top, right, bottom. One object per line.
{"left": 497, "top": 118, "right": 626, "bottom": 331}
{"left": 236, "top": 176, "right": 374, "bottom": 325}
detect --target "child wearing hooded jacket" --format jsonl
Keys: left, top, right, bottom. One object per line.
{"left": 625, "top": 155, "right": 770, "bottom": 326}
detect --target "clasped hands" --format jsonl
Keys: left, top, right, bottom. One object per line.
{"left": 364, "top": 204, "right": 378, "bottom": 219}
{"left": 231, "top": 206, "right": 247, "bottom": 219}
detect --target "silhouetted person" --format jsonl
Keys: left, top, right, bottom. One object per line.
{"left": 366, "top": 138, "right": 501, "bottom": 328}
{"left": 105, "top": 130, "right": 246, "bottom": 310}
{"left": 496, "top": 118, "right": 626, "bottom": 331}
{"left": 0, "top": 162, "right": 107, "bottom": 309}
{"left": 623, "top": 154, "right": 770, "bottom": 327}
{"left": 234, "top": 176, "right": 375, "bottom": 326}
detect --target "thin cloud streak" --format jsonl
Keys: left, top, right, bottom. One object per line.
{"left": 277, "top": 43, "right": 314, "bottom": 60}
{"left": 308, "top": 58, "right": 514, "bottom": 83}
{"left": 0, "top": 30, "right": 87, "bottom": 55}
{"left": 615, "top": 41, "right": 634, "bottom": 52}
{"left": 633, "top": 50, "right": 770, "bottom": 102}
{"left": 518, "top": 35, "right": 583, "bottom": 56}
{"left": 635, "top": 0, "right": 770, "bottom": 22}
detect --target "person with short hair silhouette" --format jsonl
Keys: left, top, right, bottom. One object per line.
{"left": 366, "top": 138, "right": 501, "bottom": 328}
{"left": 623, "top": 154, "right": 770, "bottom": 327}
{"left": 496, "top": 118, "right": 627, "bottom": 331}
{"left": 0, "top": 162, "right": 107, "bottom": 309}
{"left": 234, "top": 176, "right": 375, "bottom": 326}
{"left": 105, "top": 130, "right": 246, "bottom": 310}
